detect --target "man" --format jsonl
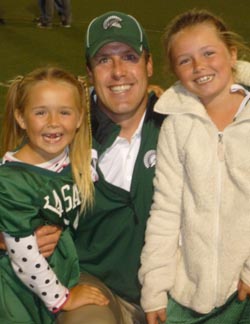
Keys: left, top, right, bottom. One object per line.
{"left": 0, "top": 11, "right": 164, "bottom": 324}
{"left": 57, "top": 11, "right": 164, "bottom": 324}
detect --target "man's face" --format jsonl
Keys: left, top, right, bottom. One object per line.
{"left": 87, "top": 42, "right": 153, "bottom": 124}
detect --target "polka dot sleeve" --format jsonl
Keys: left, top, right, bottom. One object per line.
{"left": 3, "top": 232, "right": 69, "bottom": 313}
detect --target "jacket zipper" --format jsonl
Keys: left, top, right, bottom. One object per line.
{"left": 217, "top": 132, "right": 224, "bottom": 162}
{"left": 214, "top": 131, "right": 224, "bottom": 305}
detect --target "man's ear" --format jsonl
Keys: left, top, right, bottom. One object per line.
{"left": 86, "top": 66, "right": 93, "bottom": 84}
{"left": 14, "top": 110, "right": 26, "bottom": 129}
{"left": 146, "top": 54, "right": 153, "bottom": 78}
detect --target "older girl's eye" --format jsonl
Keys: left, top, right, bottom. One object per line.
{"left": 204, "top": 50, "right": 215, "bottom": 57}
{"left": 178, "top": 57, "right": 190, "bottom": 66}
{"left": 35, "top": 110, "right": 46, "bottom": 116}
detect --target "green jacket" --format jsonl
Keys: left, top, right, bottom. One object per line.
{"left": 75, "top": 91, "right": 164, "bottom": 304}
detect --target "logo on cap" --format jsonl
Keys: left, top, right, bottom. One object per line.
{"left": 103, "top": 15, "right": 122, "bottom": 29}
{"left": 85, "top": 11, "right": 150, "bottom": 58}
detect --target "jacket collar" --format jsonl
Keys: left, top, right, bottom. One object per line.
{"left": 91, "top": 90, "right": 162, "bottom": 145}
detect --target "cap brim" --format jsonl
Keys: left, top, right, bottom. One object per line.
{"left": 87, "top": 36, "right": 142, "bottom": 58}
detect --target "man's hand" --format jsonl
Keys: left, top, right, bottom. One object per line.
{"left": 0, "top": 232, "right": 6, "bottom": 250}
{"left": 35, "top": 225, "right": 62, "bottom": 258}
{"left": 147, "top": 84, "right": 164, "bottom": 97}
{"left": 238, "top": 279, "right": 250, "bottom": 301}
{"left": 146, "top": 308, "right": 166, "bottom": 324}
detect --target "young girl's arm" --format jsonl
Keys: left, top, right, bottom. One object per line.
{"left": 4, "top": 232, "right": 108, "bottom": 313}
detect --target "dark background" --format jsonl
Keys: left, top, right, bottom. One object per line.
{"left": 0, "top": 0, "right": 249, "bottom": 120}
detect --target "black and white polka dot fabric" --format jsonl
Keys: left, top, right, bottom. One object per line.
{"left": 4, "top": 232, "right": 69, "bottom": 312}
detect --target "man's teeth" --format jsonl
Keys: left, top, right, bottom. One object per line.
{"left": 196, "top": 75, "right": 213, "bottom": 84}
{"left": 111, "top": 85, "right": 131, "bottom": 93}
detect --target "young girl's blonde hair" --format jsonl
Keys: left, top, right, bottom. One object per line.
{"left": 163, "top": 9, "right": 250, "bottom": 75}
{"left": 1, "top": 66, "right": 93, "bottom": 212}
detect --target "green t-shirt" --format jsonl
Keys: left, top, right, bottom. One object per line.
{"left": 0, "top": 162, "right": 80, "bottom": 324}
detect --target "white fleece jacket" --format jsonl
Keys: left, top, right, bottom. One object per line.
{"left": 139, "top": 61, "right": 250, "bottom": 314}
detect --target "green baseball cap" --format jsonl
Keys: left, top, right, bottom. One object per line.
{"left": 85, "top": 11, "right": 150, "bottom": 58}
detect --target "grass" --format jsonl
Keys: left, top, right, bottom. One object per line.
{"left": 0, "top": 0, "right": 250, "bottom": 119}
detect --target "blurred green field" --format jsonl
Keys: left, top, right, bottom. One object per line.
{"left": 0, "top": 0, "right": 250, "bottom": 122}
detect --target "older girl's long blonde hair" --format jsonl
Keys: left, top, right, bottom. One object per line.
{"left": 1, "top": 66, "right": 93, "bottom": 212}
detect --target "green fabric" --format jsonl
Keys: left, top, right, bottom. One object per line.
{"left": 167, "top": 293, "right": 250, "bottom": 324}
{"left": 75, "top": 94, "right": 163, "bottom": 304}
{"left": 0, "top": 162, "right": 80, "bottom": 323}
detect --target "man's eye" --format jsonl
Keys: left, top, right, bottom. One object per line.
{"left": 98, "top": 57, "right": 109, "bottom": 64}
{"left": 124, "top": 54, "right": 138, "bottom": 62}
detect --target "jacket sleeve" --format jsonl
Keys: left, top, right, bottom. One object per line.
{"left": 4, "top": 233, "right": 69, "bottom": 313}
{"left": 138, "top": 116, "right": 184, "bottom": 312}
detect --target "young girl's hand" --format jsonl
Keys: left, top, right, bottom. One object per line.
{"left": 62, "top": 284, "right": 109, "bottom": 311}
{"left": 238, "top": 280, "right": 250, "bottom": 301}
{"left": 146, "top": 308, "right": 166, "bottom": 324}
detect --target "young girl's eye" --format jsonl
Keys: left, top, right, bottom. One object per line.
{"left": 61, "top": 110, "right": 71, "bottom": 115}
{"left": 35, "top": 110, "right": 46, "bottom": 116}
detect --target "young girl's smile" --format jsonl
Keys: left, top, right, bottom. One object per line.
{"left": 170, "top": 23, "right": 237, "bottom": 106}
{"left": 15, "top": 80, "right": 83, "bottom": 164}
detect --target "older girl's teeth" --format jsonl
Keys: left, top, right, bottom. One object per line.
{"left": 111, "top": 85, "right": 131, "bottom": 93}
{"left": 196, "top": 76, "right": 213, "bottom": 84}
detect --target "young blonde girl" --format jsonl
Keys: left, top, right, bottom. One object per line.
{"left": 139, "top": 9, "right": 250, "bottom": 324}
{"left": 0, "top": 66, "right": 108, "bottom": 323}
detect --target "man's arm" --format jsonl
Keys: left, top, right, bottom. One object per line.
{"left": 0, "top": 232, "right": 5, "bottom": 250}
{"left": 0, "top": 225, "right": 62, "bottom": 257}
